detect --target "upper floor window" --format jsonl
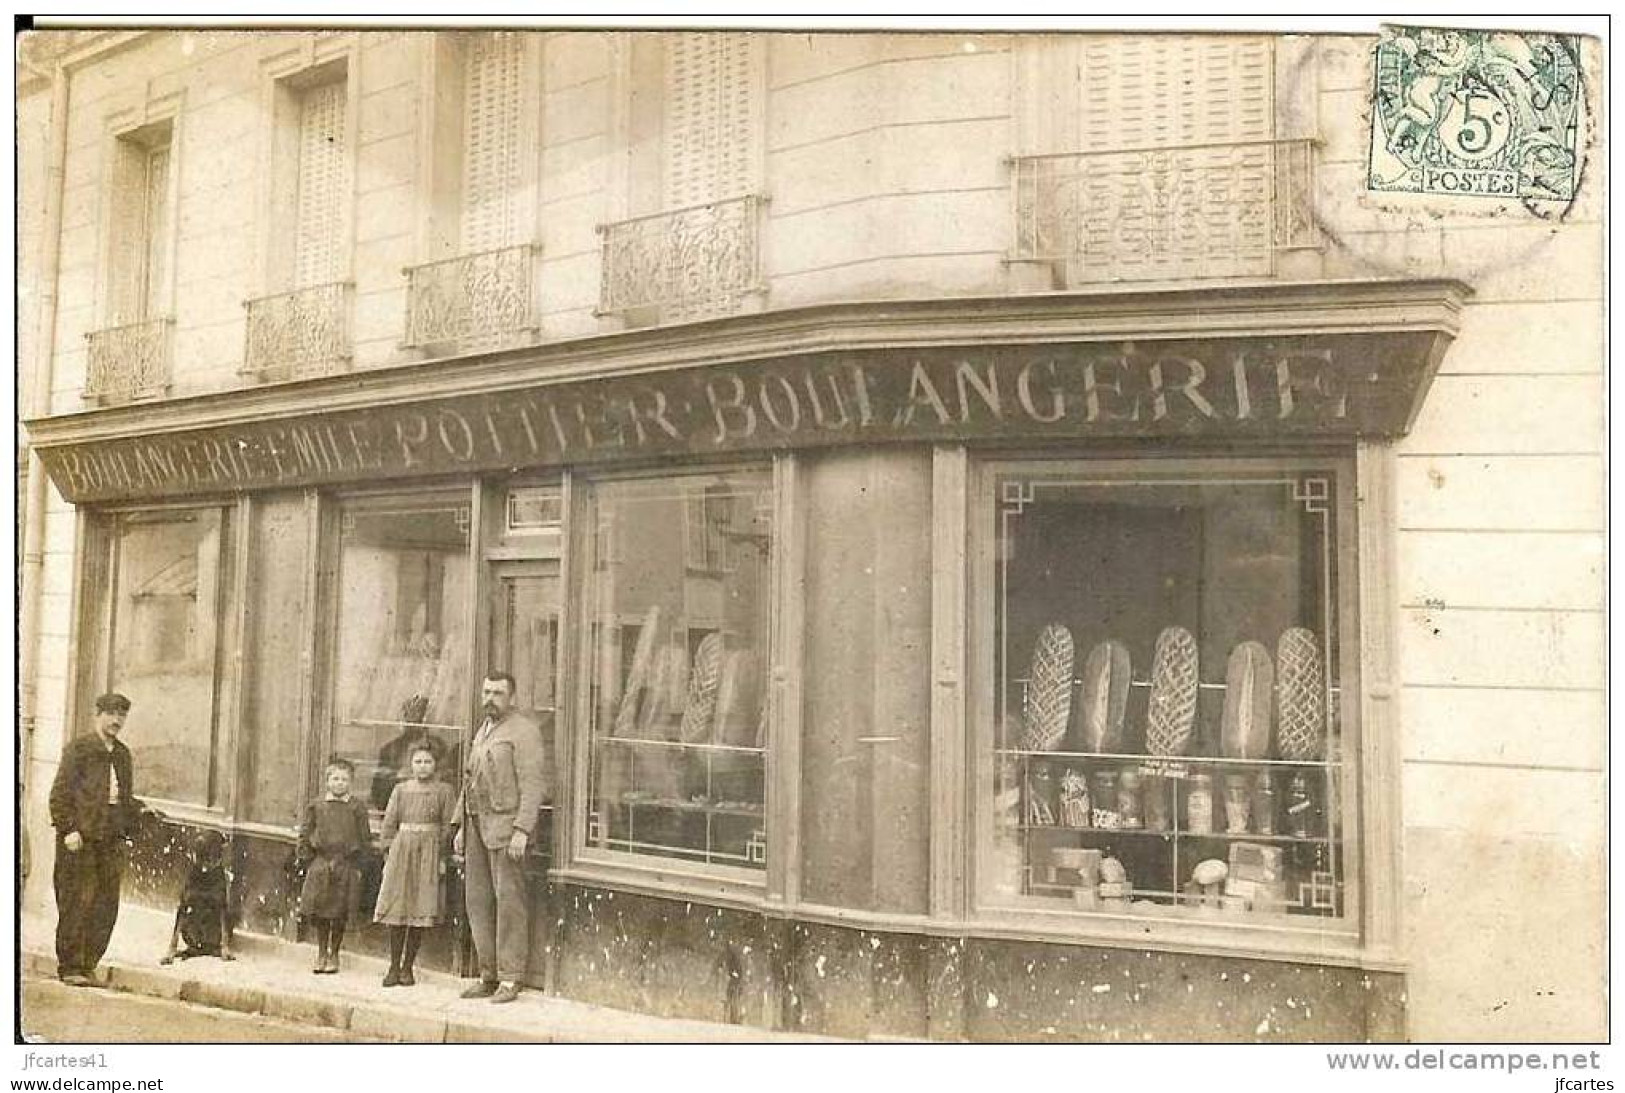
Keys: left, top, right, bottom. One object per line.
{"left": 599, "top": 32, "right": 766, "bottom": 322}
{"left": 86, "top": 119, "right": 177, "bottom": 404}
{"left": 1011, "top": 36, "right": 1316, "bottom": 285}
{"left": 405, "top": 32, "right": 538, "bottom": 350}
{"left": 246, "top": 55, "right": 354, "bottom": 382}
{"left": 107, "top": 121, "right": 175, "bottom": 327}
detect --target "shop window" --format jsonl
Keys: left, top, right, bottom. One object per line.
{"left": 977, "top": 459, "right": 1354, "bottom": 935}
{"left": 329, "top": 496, "right": 471, "bottom": 813}
{"left": 580, "top": 469, "right": 773, "bottom": 874}
{"left": 104, "top": 508, "right": 230, "bottom": 807}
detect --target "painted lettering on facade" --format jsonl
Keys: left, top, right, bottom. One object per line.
{"left": 38, "top": 335, "right": 1427, "bottom": 503}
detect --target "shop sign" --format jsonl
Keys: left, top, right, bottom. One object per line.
{"left": 37, "top": 332, "right": 1443, "bottom": 503}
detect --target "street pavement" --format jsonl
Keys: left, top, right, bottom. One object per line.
{"left": 21, "top": 976, "right": 377, "bottom": 1043}
{"left": 17, "top": 905, "right": 835, "bottom": 1043}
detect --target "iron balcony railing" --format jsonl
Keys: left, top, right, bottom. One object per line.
{"left": 403, "top": 243, "right": 536, "bottom": 349}
{"left": 1009, "top": 138, "right": 1318, "bottom": 284}
{"left": 84, "top": 317, "right": 173, "bottom": 404}
{"left": 242, "top": 281, "right": 353, "bottom": 381}
{"left": 597, "top": 194, "right": 767, "bottom": 317}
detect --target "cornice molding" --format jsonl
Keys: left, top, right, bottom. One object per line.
{"left": 26, "top": 279, "right": 1471, "bottom": 448}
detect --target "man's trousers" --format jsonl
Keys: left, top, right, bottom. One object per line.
{"left": 54, "top": 835, "right": 124, "bottom": 977}
{"left": 463, "top": 835, "right": 530, "bottom": 984}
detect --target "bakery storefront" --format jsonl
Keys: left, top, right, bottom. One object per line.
{"left": 29, "top": 281, "right": 1465, "bottom": 1041}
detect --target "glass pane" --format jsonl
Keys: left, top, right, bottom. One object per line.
{"left": 583, "top": 470, "right": 772, "bottom": 872}
{"left": 986, "top": 468, "right": 1347, "bottom": 926}
{"left": 331, "top": 498, "right": 471, "bottom": 812}
{"left": 491, "top": 570, "right": 560, "bottom": 806}
{"left": 109, "top": 509, "right": 225, "bottom": 806}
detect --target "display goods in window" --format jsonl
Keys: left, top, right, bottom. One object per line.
{"left": 612, "top": 606, "right": 662, "bottom": 737}
{"left": 1020, "top": 623, "right": 1075, "bottom": 752}
{"left": 1145, "top": 625, "right": 1199, "bottom": 756}
{"left": 1223, "top": 772, "right": 1253, "bottom": 834}
{"left": 1058, "top": 767, "right": 1090, "bottom": 828}
{"left": 679, "top": 631, "right": 725, "bottom": 743}
{"left": 1078, "top": 639, "right": 1131, "bottom": 753}
{"left": 1024, "top": 762, "right": 1058, "bottom": 826}
{"left": 1275, "top": 627, "right": 1326, "bottom": 761}
{"left": 712, "top": 649, "right": 761, "bottom": 747}
{"left": 1220, "top": 640, "right": 1274, "bottom": 760}
{"left": 1185, "top": 771, "right": 1215, "bottom": 834}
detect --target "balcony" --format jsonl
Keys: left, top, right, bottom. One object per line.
{"left": 1009, "top": 138, "right": 1318, "bottom": 285}
{"left": 84, "top": 318, "right": 172, "bottom": 404}
{"left": 404, "top": 244, "right": 536, "bottom": 349}
{"left": 242, "top": 281, "right": 353, "bottom": 382}
{"left": 598, "top": 194, "right": 766, "bottom": 319}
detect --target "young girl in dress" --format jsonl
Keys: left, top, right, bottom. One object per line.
{"left": 373, "top": 742, "right": 458, "bottom": 986}
{"left": 296, "top": 758, "right": 373, "bottom": 974}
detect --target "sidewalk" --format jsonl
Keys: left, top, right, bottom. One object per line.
{"left": 19, "top": 905, "right": 836, "bottom": 1043}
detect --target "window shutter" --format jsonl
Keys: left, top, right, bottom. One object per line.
{"left": 662, "top": 33, "right": 760, "bottom": 210}
{"left": 139, "top": 143, "right": 171, "bottom": 318}
{"left": 293, "top": 79, "right": 348, "bottom": 288}
{"left": 1077, "top": 35, "right": 1271, "bottom": 151}
{"left": 460, "top": 31, "right": 522, "bottom": 254}
{"left": 1071, "top": 35, "right": 1274, "bottom": 282}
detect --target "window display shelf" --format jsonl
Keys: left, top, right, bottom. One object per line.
{"left": 996, "top": 747, "right": 1335, "bottom": 768}
{"left": 601, "top": 736, "right": 765, "bottom": 756}
{"left": 619, "top": 793, "right": 765, "bottom": 818}
{"left": 1011, "top": 823, "right": 1331, "bottom": 844}
{"left": 344, "top": 717, "right": 468, "bottom": 733}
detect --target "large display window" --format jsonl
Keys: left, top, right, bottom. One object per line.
{"left": 99, "top": 507, "right": 233, "bottom": 808}
{"left": 576, "top": 468, "right": 774, "bottom": 876}
{"left": 327, "top": 492, "right": 472, "bottom": 812}
{"left": 974, "top": 457, "right": 1358, "bottom": 941}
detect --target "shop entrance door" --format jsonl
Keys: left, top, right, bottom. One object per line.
{"left": 485, "top": 560, "right": 562, "bottom": 808}
{"left": 451, "top": 560, "right": 561, "bottom": 977}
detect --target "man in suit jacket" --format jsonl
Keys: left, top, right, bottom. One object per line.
{"left": 48, "top": 692, "right": 140, "bottom": 986}
{"left": 453, "top": 672, "right": 546, "bottom": 1003}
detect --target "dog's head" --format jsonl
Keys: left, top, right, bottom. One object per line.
{"left": 193, "top": 829, "right": 227, "bottom": 867}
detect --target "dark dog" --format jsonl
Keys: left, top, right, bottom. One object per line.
{"left": 160, "top": 830, "right": 234, "bottom": 964}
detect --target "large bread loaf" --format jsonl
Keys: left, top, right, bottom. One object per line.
{"left": 1221, "top": 641, "right": 1274, "bottom": 760}
{"left": 1079, "top": 640, "right": 1131, "bottom": 753}
{"left": 612, "top": 605, "right": 662, "bottom": 737}
{"left": 679, "top": 631, "right": 725, "bottom": 743}
{"left": 1145, "top": 626, "right": 1199, "bottom": 756}
{"left": 1020, "top": 624, "right": 1075, "bottom": 752}
{"left": 1276, "top": 628, "right": 1325, "bottom": 761}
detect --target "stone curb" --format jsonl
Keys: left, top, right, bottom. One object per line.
{"left": 23, "top": 936, "right": 837, "bottom": 1043}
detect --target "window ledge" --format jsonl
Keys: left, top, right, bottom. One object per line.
{"left": 550, "top": 857, "right": 766, "bottom": 914}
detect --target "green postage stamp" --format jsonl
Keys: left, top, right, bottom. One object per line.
{"left": 1368, "top": 26, "right": 1583, "bottom": 204}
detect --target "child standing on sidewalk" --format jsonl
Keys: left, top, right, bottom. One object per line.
{"left": 372, "top": 742, "right": 457, "bottom": 986}
{"left": 296, "top": 758, "right": 373, "bottom": 974}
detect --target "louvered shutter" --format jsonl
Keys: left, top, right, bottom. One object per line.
{"left": 460, "top": 31, "right": 522, "bottom": 254}
{"left": 1071, "top": 35, "right": 1273, "bottom": 282}
{"left": 139, "top": 143, "right": 171, "bottom": 318}
{"left": 293, "top": 79, "right": 348, "bottom": 288}
{"left": 662, "top": 33, "right": 759, "bottom": 210}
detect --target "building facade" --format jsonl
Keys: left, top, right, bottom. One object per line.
{"left": 17, "top": 28, "right": 1604, "bottom": 1042}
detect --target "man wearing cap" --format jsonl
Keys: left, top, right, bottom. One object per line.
{"left": 49, "top": 692, "right": 140, "bottom": 986}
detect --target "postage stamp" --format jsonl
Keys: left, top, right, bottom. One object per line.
{"left": 1367, "top": 26, "right": 1583, "bottom": 204}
